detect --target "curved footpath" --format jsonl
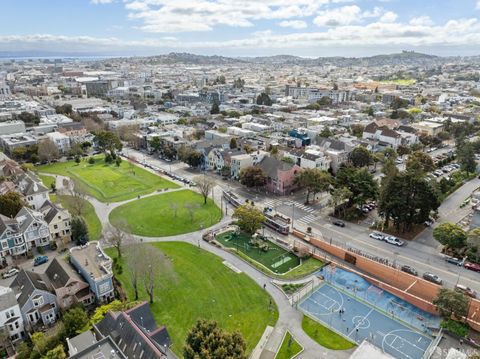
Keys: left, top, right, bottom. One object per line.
{"left": 49, "top": 173, "right": 353, "bottom": 359}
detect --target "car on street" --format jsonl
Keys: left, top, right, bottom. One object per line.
{"left": 401, "top": 265, "right": 418, "bottom": 276}
{"left": 369, "top": 232, "right": 385, "bottom": 240}
{"left": 384, "top": 236, "right": 405, "bottom": 246}
{"left": 444, "top": 256, "right": 464, "bottom": 266}
{"left": 423, "top": 272, "right": 443, "bottom": 285}
{"left": 33, "top": 255, "right": 49, "bottom": 266}
{"left": 1, "top": 268, "right": 19, "bottom": 279}
{"left": 455, "top": 284, "right": 477, "bottom": 298}
{"left": 464, "top": 262, "right": 480, "bottom": 272}
{"left": 332, "top": 220, "right": 345, "bottom": 227}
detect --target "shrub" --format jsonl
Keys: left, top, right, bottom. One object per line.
{"left": 105, "top": 153, "right": 113, "bottom": 163}
{"left": 441, "top": 319, "right": 469, "bottom": 338}
{"left": 38, "top": 246, "right": 45, "bottom": 255}
{"left": 88, "top": 157, "right": 95, "bottom": 164}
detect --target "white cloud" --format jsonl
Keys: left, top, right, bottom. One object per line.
{"left": 313, "top": 5, "right": 362, "bottom": 27}
{"left": 409, "top": 16, "right": 433, "bottom": 26}
{"left": 278, "top": 20, "right": 307, "bottom": 29}
{"left": 379, "top": 11, "right": 397, "bottom": 23}
{"left": 477, "top": 0, "right": 480, "bottom": 10}
{"left": 123, "top": 0, "right": 331, "bottom": 33}
{"left": 91, "top": 0, "right": 114, "bottom": 4}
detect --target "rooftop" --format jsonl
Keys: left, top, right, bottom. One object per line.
{"left": 70, "top": 242, "right": 112, "bottom": 281}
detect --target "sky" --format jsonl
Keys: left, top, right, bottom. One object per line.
{"left": 1, "top": 0, "right": 480, "bottom": 57}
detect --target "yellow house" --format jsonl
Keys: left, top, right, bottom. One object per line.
{"left": 39, "top": 201, "right": 72, "bottom": 244}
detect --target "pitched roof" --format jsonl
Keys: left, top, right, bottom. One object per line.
{"left": 45, "top": 257, "right": 85, "bottom": 290}
{"left": 258, "top": 157, "right": 295, "bottom": 178}
{"left": 10, "top": 270, "right": 54, "bottom": 307}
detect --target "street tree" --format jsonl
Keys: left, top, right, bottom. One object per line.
{"left": 210, "top": 102, "right": 220, "bottom": 114}
{"left": 0, "top": 191, "right": 26, "bottom": 218}
{"left": 349, "top": 146, "right": 372, "bottom": 168}
{"left": 396, "top": 144, "right": 411, "bottom": 157}
{"left": 38, "top": 138, "right": 60, "bottom": 162}
{"left": 378, "top": 171, "right": 439, "bottom": 233}
{"left": 239, "top": 166, "right": 267, "bottom": 188}
{"left": 319, "top": 127, "right": 332, "bottom": 138}
{"left": 230, "top": 137, "right": 238, "bottom": 149}
{"left": 184, "top": 319, "right": 246, "bottom": 359}
{"left": 294, "top": 168, "right": 332, "bottom": 204}
{"left": 433, "top": 288, "right": 469, "bottom": 319}
{"left": 328, "top": 186, "right": 353, "bottom": 218}
{"left": 149, "top": 136, "right": 162, "bottom": 153}
{"left": 256, "top": 92, "right": 272, "bottom": 106}
{"left": 457, "top": 142, "right": 476, "bottom": 173}
{"left": 335, "top": 165, "right": 378, "bottom": 207}
{"left": 233, "top": 204, "right": 265, "bottom": 235}
{"left": 71, "top": 216, "right": 88, "bottom": 245}
{"left": 433, "top": 223, "right": 467, "bottom": 249}
{"left": 406, "top": 151, "right": 435, "bottom": 173}
{"left": 195, "top": 175, "right": 215, "bottom": 204}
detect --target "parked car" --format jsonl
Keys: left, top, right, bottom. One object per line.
{"left": 384, "top": 236, "right": 405, "bottom": 246}
{"left": 464, "top": 262, "right": 480, "bottom": 272}
{"left": 369, "top": 232, "right": 385, "bottom": 240}
{"left": 401, "top": 265, "right": 418, "bottom": 276}
{"left": 2, "top": 268, "right": 19, "bottom": 279}
{"left": 455, "top": 284, "right": 477, "bottom": 298}
{"left": 423, "top": 272, "right": 443, "bottom": 285}
{"left": 33, "top": 255, "right": 49, "bottom": 266}
{"left": 332, "top": 220, "right": 345, "bottom": 227}
{"left": 444, "top": 256, "right": 464, "bottom": 266}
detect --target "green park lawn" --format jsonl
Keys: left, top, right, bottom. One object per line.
{"left": 109, "top": 190, "right": 222, "bottom": 237}
{"left": 276, "top": 332, "right": 303, "bottom": 359}
{"left": 38, "top": 174, "right": 55, "bottom": 189}
{"left": 57, "top": 195, "right": 102, "bottom": 241}
{"left": 106, "top": 242, "right": 278, "bottom": 355}
{"left": 36, "top": 157, "right": 178, "bottom": 202}
{"left": 302, "top": 316, "right": 355, "bottom": 350}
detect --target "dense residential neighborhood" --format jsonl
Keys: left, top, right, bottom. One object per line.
{"left": 2, "top": 15, "right": 480, "bottom": 359}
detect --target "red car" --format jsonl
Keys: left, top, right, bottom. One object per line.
{"left": 464, "top": 262, "right": 480, "bottom": 272}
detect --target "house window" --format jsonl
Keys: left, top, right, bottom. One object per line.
{"left": 33, "top": 296, "right": 44, "bottom": 308}
{"left": 98, "top": 282, "right": 110, "bottom": 294}
{"left": 53, "top": 225, "right": 58, "bottom": 230}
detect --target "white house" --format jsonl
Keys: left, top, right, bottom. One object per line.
{"left": 46, "top": 132, "right": 71, "bottom": 153}
{"left": 0, "top": 286, "right": 24, "bottom": 342}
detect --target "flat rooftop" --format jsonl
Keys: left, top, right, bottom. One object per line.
{"left": 70, "top": 242, "right": 112, "bottom": 280}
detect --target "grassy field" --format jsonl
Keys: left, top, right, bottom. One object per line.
{"left": 57, "top": 195, "right": 102, "bottom": 241}
{"left": 36, "top": 157, "right": 178, "bottom": 202}
{"left": 106, "top": 242, "right": 278, "bottom": 355}
{"left": 302, "top": 316, "right": 355, "bottom": 350}
{"left": 38, "top": 174, "right": 55, "bottom": 189}
{"left": 276, "top": 332, "right": 302, "bottom": 359}
{"left": 216, "top": 231, "right": 300, "bottom": 274}
{"left": 109, "top": 190, "right": 222, "bottom": 237}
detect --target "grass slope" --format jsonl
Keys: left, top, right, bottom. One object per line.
{"left": 36, "top": 157, "right": 178, "bottom": 202}
{"left": 57, "top": 195, "right": 102, "bottom": 241}
{"left": 109, "top": 190, "right": 222, "bottom": 237}
{"left": 38, "top": 174, "right": 55, "bottom": 189}
{"left": 302, "top": 316, "right": 355, "bottom": 350}
{"left": 106, "top": 242, "right": 278, "bottom": 355}
{"left": 276, "top": 332, "right": 302, "bottom": 359}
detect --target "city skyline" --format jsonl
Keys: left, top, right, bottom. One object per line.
{"left": 1, "top": 0, "right": 480, "bottom": 57}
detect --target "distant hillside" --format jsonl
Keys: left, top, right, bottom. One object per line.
{"left": 146, "top": 52, "right": 246, "bottom": 65}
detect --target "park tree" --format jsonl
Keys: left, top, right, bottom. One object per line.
{"left": 378, "top": 171, "right": 439, "bottom": 233}
{"left": 63, "top": 306, "right": 89, "bottom": 338}
{"left": 141, "top": 244, "right": 175, "bottom": 304}
{"left": 67, "top": 181, "right": 87, "bottom": 216}
{"left": 38, "top": 138, "right": 60, "bottom": 162}
{"left": 433, "top": 223, "right": 467, "bottom": 249}
{"left": 256, "top": 92, "right": 272, "bottom": 106}
{"left": 71, "top": 216, "right": 89, "bottom": 245}
{"left": 233, "top": 204, "right": 265, "bottom": 235}
{"left": 230, "top": 137, "right": 238, "bottom": 149}
{"left": 349, "top": 146, "right": 372, "bottom": 168}
{"left": 105, "top": 222, "right": 128, "bottom": 259}
{"left": 294, "top": 168, "right": 332, "bottom": 204}
{"left": 0, "top": 191, "right": 26, "bottom": 218}
{"left": 239, "top": 166, "right": 267, "bottom": 188}
{"left": 94, "top": 131, "right": 122, "bottom": 156}
{"left": 457, "top": 142, "right": 476, "bottom": 173}
{"left": 433, "top": 288, "right": 469, "bottom": 319}
{"left": 184, "top": 319, "right": 246, "bottom": 359}
{"left": 335, "top": 165, "right": 378, "bottom": 207}
{"left": 406, "top": 151, "right": 435, "bottom": 174}
{"left": 195, "top": 175, "right": 215, "bottom": 204}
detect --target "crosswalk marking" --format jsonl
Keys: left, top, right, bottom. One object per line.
{"left": 297, "top": 214, "right": 317, "bottom": 225}
{"left": 263, "top": 199, "right": 316, "bottom": 213}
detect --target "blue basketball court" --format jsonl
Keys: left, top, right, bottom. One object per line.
{"left": 299, "top": 283, "right": 434, "bottom": 359}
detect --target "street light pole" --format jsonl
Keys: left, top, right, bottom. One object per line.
{"left": 291, "top": 202, "right": 295, "bottom": 230}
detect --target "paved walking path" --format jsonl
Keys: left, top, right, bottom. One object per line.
{"left": 46, "top": 172, "right": 354, "bottom": 359}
